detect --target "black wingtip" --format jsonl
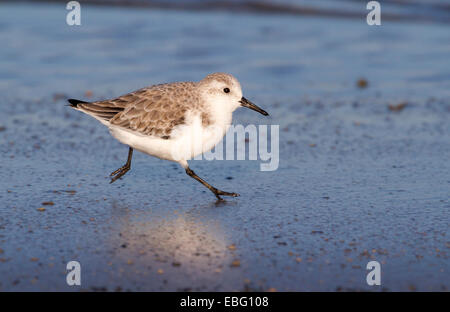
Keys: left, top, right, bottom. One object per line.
{"left": 67, "top": 98, "right": 88, "bottom": 108}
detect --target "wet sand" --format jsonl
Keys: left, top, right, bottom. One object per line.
{"left": 0, "top": 3, "right": 449, "bottom": 291}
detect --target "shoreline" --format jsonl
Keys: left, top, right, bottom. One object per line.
{"left": 2, "top": 0, "right": 450, "bottom": 25}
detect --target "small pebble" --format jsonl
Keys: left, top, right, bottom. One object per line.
{"left": 388, "top": 102, "right": 407, "bottom": 112}
{"left": 356, "top": 78, "right": 368, "bottom": 88}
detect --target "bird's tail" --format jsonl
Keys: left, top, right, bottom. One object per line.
{"left": 67, "top": 99, "right": 89, "bottom": 108}
{"left": 68, "top": 98, "right": 89, "bottom": 108}
{"left": 67, "top": 98, "right": 124, "bottom": 121}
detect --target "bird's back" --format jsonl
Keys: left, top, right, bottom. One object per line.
{"left": 70, "top": 81, "right": 203, "bottom": 139}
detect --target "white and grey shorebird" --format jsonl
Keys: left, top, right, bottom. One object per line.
{"left": 68, "top": 72, "right": 268, "bottom": 200}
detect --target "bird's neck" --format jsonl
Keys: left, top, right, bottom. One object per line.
{"left": 206, "top": 103, "right": 233, "bottom": 131}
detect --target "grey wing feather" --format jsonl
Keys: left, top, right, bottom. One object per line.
{"left": 72, "top": 98, "right": 127, "bottom": 120}
{"left": 109, "top": 82, "right": 197, "bottom": 139}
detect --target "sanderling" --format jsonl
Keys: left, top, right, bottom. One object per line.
{"left": 68, "top": 72, "right": 268, "bottom": 200}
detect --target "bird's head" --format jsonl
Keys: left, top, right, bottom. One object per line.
{"left": 198, "top": 72, "right": 268, "bottom": 116}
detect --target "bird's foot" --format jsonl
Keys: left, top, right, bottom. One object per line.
{"left": 213, "top": 189, "right": 240, "bottom": 201}
{"left": 110, "top": 164, "right": 130, "bottom": 184}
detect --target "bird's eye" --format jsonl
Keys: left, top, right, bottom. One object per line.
{"left": 223, "top": 88, "right": 230, "bottom": 93}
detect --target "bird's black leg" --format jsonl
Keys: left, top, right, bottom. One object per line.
{"left": 110, "top": 147, "right": 133, "bottom": 184}
{"left": 185, "top": 167, "right": 239, "bottom": 200}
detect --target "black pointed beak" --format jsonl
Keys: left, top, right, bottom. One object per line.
{"left": 239, "top": 97, "right": 269, "bottom": 116}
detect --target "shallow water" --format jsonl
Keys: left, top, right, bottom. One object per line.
{"left": 0, "top": 2, "right": 449, "bottom": 291}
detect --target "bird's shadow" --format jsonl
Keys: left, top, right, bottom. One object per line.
{"left": 214, "top": 198, "right": 238, "bottom": 207}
